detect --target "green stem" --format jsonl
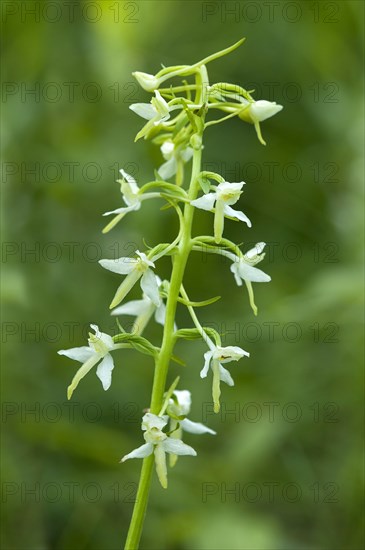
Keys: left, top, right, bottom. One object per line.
{"left": 124, "top": 67, "right": 207, "bottom": 550}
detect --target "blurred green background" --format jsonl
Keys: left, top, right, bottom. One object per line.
{"left": 1, "top": 1, "right": 364, "bottom": 549}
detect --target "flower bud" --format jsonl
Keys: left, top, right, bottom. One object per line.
{"left": 239, "top": 100, "right": 283, "bottom": 124}
{"left": 132, "top": 71, "right": 159, "bottom": 91}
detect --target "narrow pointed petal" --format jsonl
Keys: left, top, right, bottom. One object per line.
{"left": 121, "top": 442, "right": 153, "bottom": 462}
{"left": 109, "top": 270, "right": 142, "bottom": 310}
{"left": 212, "top": 359, "right": 222, "bottom": 413}
{"left": 99, "top": 257, "right": 137, "bottom": 275}
{"left": 58, "top": 346, "right": 95, "bottom": 363}
{"left": 141, "top": 269, "right": 161, "bottom": 307}
{"left": 223, "top": 204, "right": 252, "bottom": 227}
{"left": 200, "top": 350, "right": 213, "bottom": 378}
{"left": 214, "top": 199, "right": 225, "bottom": 243}
{"left": 181, "top": 418, "right": 216, "bottom": 435}
{"left": 245, "top": 280, "right": 258, "bottom": 316}
{"left": 67, "top": 354, "right": 101, "bottom": 400}
{"left": 154, "top": 445, "right": 168, "bottom": 489}
{"left": 102, "top": 211, "right": 130, "bottom": 234}
{"left": 103, "top": 204, "right": 138, "bottom": 217}
{"left": 162, "top": 438, "right": 197, "bottom": 456}
{"left": 230, "top": 262, "right": 243, "bottom": 286}
{"left": 96, "top": 353, "right": 114, "bottom": 391}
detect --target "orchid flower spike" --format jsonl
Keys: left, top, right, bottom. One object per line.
{"left": 99, "top": 250, "right": 160, "bottom": 310}
{"left": 121, "top": 412, "right": 196, "bottom": 489}
{"left": 191, "top": 180, "right": 251, "bottom": 243}
{"left": 200, "top": 344, "right": 250, "bottom": 413}
{"left": 58, "top": 325, "right": 116, "bottom": 399}
{"left": 230, "top": 242, "right": 271, "bottom": 315}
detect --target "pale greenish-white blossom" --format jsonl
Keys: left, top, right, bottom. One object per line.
{"left": 200, "top": 344, "right": 250, "bottom": 412}
{"left": 102, "top": 169, "right": 168, "bottom": 233}
{"left": 230, "top": 242, "right": 271, "bottom": 315}
{"left": 111, "top": 277, "right": 171, "bottom": 334}
{"left": 158, "top": 139, "right": 194, "bottom": 180}
{"left": 191, "top": 181, "right": 251, "bottom": 243}
{"left": 58, "top": 324, "right": 116, "bottom": 399}
{"left": 121, "top": 412, "right": 196, "bottom": 488}
{"left": 132, "top": 71, "right": 160, "bottom": 91}
{"left": 99, "top": 250, "right": 160, "bottom": 310}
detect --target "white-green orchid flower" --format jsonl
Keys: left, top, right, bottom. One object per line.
{"left": 158, "top": 139, "right": 193, "bottom": 181}
{"left": 58, "top": 324, "right": 116, "bottom": 399}
{"left": 99, "top": 250, "right": 160, "bottom": 310}
{"left": 238, "top": 99, "right": 283, "bottom": 145}
{"left": 121, "top": 412, "right": 197, "bottom": 489}
{"left": 130, "top": 90, "right": 170, "bottom": 122}
{"left": 111, "top": 277, "right": 173, "bottom": 334}
{"left": 102, "top": 169, "right": 160, "bottom": 233}
{"left": 167, "top": 389, "right": 216, "bottom": 466}
{"left": 200, "top": 344, "right": 250, "bottom": 413}
{"left": 191, "top": 180, "right": 251, "bottom": 243}
{"left": 130, "top": 90, "right": 177, "bottom": 140}
{"left": 230, "top": 242, "right": 271, "bottom": 316}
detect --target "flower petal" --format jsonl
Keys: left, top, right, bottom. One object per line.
{"left": 154, "top": 301, "right": 166, "bottom": 326}
{"left": 58, "top": 346, "right": 95, "bottom": 363}
{"left": 162, "top": 437, "right": 197, "bottom": 456}
{"left": 158, "top": 157, "right": 176, "bottom": 180}
{"left": 200, "top": 350, "right": 213, "bottom": 378}
{"left": 89, "top": 324, "right": 114, "bottom": 350}
{"left": 99, "top": 257, "right": 137, "bottom": 275}
{"left": 129, "top": 103, "right": 156, "bottom": 120}
{"left": 96, "top": 353, "right": 114, "bottom": 391}
{"left": 223, "top": 205, "right": 252, "bottom": 227}
{"left": 219, "top": 364, "right": 235, "bottom": 386}
{"left": 237, "top": 261, "right": 271, "bottom": 283}
{"left": 142, "top": 413, "right": 168, "bottom": 431}
{"left": 103, "top": 204, "right": 139, "bottom": 217}
{"left": 154, "top": 444, "right": 168, "bottom": 489}
{"left": 181, "top": 418, "right": 216, "bottom": 435}
{"left": 230, "top": 262, "right": 243, "bottom": 286}
{"left": 141, "top": 269, "right": 161, "bottom": 307}
{"left": 111, "top": 298, "right": 151, "bottom": 317}
{"left": 67, "top": 354, "right": 101, "bottom": 400}
{"left": 121, "top": 442, "right": 153, "bottom": 462}
{"left": 245, "top": 242, "right": 266, "bottom": 259}
{"left": 191, "top": 193, "right": 217, "bottom": 211}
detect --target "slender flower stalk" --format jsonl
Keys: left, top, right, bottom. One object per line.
{"left": 57, "top": 39, "right": 282, "bottom": 550}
